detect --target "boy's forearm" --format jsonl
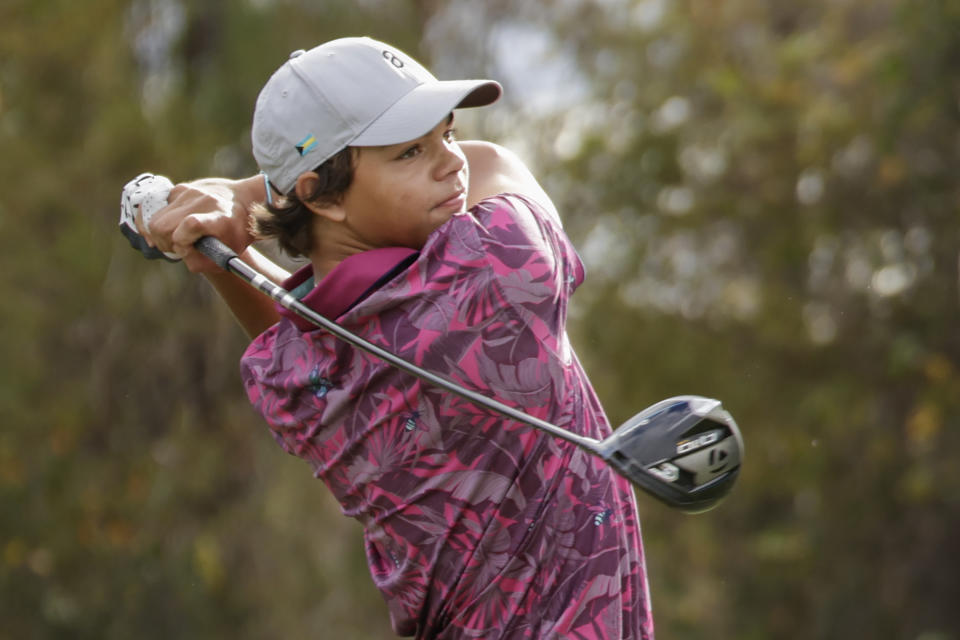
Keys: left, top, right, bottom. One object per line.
{"left": 232, "top": 174, "right": 270, "bottom": 222}
{"left": 203, "top": 246, "right": 289, "bottom": 339}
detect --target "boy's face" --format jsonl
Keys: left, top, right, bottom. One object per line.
{"left": 338, "top": 114, "right": 468, "bottom": 250}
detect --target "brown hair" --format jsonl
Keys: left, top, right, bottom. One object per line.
{"left": 252, "top": 147, "right": 356, "bottom": 257}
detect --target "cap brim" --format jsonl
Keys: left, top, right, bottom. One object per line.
{"left": 351, "top": 79, "right": 501, "bottom": 147}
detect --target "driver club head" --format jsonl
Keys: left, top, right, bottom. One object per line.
{"left": 599, "top": 396, "right": 743, "bottom": 513}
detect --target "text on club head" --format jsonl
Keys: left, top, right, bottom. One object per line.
{"left": 675, "top": 430, "right": 720, "bottom": 455}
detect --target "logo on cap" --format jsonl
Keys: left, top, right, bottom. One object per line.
{"left": 382, "top": 50, "right": 405, "bottom": 69}
{"left": 381, "top": 49, "right": 419, "bottom": 81}
{"left": 296, "top": 134, "right": 318, "bottom": 156}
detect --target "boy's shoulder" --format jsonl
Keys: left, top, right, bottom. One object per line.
{"left": 462, "top": 141, "right": 561, "bottom": 225}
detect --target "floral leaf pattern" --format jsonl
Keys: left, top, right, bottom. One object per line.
{"left": 241, "top": 195, "right": 653, "bottom": 639}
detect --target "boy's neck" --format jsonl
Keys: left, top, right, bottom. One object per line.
{"left": 308, "top": 219, "right": 364, "bottom": 281}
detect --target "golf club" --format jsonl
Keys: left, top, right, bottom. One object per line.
{"left": 121, "top": 175, "right": 743, "bottom": 512}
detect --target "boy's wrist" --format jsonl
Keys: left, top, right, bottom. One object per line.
{"left": 235, "top": 174, "right": 269, "bottom": 210}
{"left": 229, "top": 175, "right": 269, "bottom": 247}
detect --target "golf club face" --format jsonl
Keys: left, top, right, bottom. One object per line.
{"left": 600, "top": 396, "right": 743, "bottom": 513}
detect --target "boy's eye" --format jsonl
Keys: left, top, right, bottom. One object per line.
{"left": 444, "top": 128, "right": 458, "bottom": 141}
{"left": 398, "top": 144, "right": 421, "bottom": 160}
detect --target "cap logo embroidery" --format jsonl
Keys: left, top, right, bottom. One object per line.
{"left": 381, "top": 50, "right": 405, "bottom": 69}
{"left": 381, "top": 49, "right": 417, "bottom": 81}
{"left": 296, "top": 134, "right": 317, "bottom": 156}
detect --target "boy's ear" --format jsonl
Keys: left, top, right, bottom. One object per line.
{"left": 295, "top": 172, "right": 346, "bottom": 222}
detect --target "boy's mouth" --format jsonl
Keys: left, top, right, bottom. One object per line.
{"left": 434, "top": 188, "right": 466, "bottom": 210}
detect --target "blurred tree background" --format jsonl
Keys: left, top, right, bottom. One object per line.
{"left": 1, "top": 0, "right": 958, "bottom": 638}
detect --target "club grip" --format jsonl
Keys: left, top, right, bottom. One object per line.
{"left": 194, "top": 236, "right": 238, "bottom": 270}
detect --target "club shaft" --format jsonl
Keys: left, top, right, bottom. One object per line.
{"left": 196, "top": 237, "right": 604, "bottom": 454}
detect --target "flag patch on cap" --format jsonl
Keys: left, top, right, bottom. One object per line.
{"left": 296, "top": 135, "right": 318, "bottom": 156}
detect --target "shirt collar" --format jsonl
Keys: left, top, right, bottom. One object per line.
{"left": 278, "top": 247, "right": 419, "bottom": 331}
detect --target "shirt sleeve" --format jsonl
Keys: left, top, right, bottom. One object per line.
{"left": 423, "top": 192, "right": 584, "bottom": 316}
{"left": 358, "top": 194, "right": 586, "bottom": 416}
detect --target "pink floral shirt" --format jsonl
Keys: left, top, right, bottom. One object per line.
{"left": 241, "top": 195, "right": 654, "bottom": 639}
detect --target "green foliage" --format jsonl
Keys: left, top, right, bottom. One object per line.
{"left": 2, "top": 0, "right": 959, "bottom": 638}
{"left": 509, "top": 0, "right": 960, "bottom": 637}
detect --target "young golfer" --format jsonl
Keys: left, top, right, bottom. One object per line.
{"left": 138, "top": 36, "right": 653, "bottom": 639}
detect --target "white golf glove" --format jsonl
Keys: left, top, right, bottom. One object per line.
{"left": 119, "top": 173, "right": 180, "bottom": 261}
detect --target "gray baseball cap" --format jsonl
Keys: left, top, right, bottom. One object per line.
{"left": 252, "top": 37, "right": 502, "bottom": 194}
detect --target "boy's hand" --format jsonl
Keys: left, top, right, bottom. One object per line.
{"left": 120, "top": 174, "right": 260, "bottom": 273}
{"left": 119, "top": 173, "right": 179, "bottom": 261}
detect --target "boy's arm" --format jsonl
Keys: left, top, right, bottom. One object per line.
{"left": 140, "top": 174, "right": 287, "bottom": 339}
{"left": 461, "top": 141, "right": 562, "bottom": 226}
{"left": 203, "top": 247, "right": 286, "bottom": 339}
